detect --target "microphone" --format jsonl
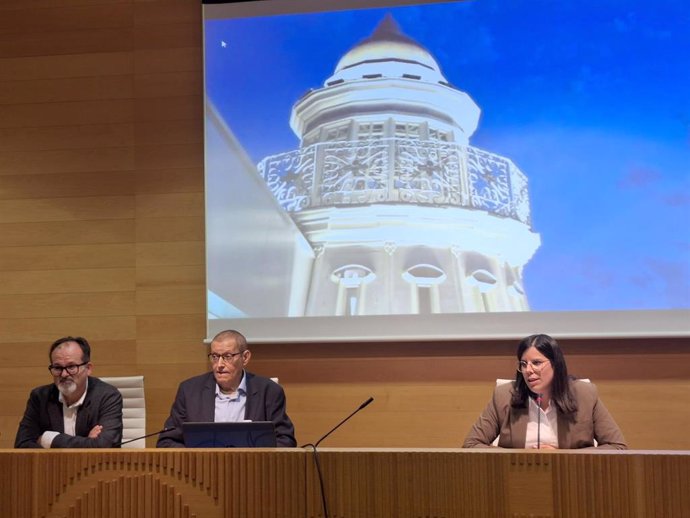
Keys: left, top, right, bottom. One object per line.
{"left": 536, "top": 393, "right": 543, "bottom": 449}
{"left": 303, "top": 397, "right": 374, "bottom": 518}
{"left": 312, "top": 396, "right": 374, "bottom": 448}
{"left": 118, "top": 427, "right": 173, "bottom": 447}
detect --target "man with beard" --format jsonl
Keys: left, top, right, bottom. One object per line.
{"left": 14, "top": 336, "right": 123, "bottom": 448}
{"left": 157, "top": 329, "right": 296, "bottom": 447}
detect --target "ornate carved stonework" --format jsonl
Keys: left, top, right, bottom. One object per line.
{"left": 258, "top": 138, "right": 531, "bottom": 226}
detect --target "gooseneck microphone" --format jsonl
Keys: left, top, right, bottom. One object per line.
{"left": 302, "top": 397, "right": 375, "bottom": 518}
{"left": 118, "top": 427, "right": 173, "bottom": 447}
{"left": 536, "top": 393, "right": 543, "bottom": 450}
{"left": 313, "top": 396, "right": 374, "bottom": 449}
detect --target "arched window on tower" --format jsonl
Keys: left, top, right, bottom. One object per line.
{"left": 330, "top": 265, "right": 376, "bottom": 316}
{"left": 466, "top": 269, "right": 498, "bottom": 311}
{"left": 402, "top": 264, "right": 447, "bottom": 314}
{"left": 505, "top": 265, "right": 528, "bottom": 311}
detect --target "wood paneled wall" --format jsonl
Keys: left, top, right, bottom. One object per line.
{"left": 0, "top": 0, "right": 688, "bottom": 451}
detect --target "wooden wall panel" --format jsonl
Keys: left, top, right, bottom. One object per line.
{"left": 0, "top": 75, "right": 134, "bottom": 104}
{"left": 135, "top": 241, "right": 204, "bottom": 266}
{"left": 0, "top": 197, "right": 133, "bottom": 222}
{"left": 133, "top": 95, "right": 200, "bottom": 121}
{"left": 136, "top": 166, "right": 204, "bottom": 191}
{"left": 0, "top": 0, "right": 130, "bottom": 10}
{"left": 136, "top": 314, "right": 205, "bottom": 341}
{"left": 135, "top": 192, "right": 204, "bottom": 219}
{"left": 0, "top": 171, "right": 135, "bottom": 200}
{"left": 0, "top": 316, "right": 137, "bottom": 345}
{"left": 136, "top": 217, "right": 204, "bottom": 244}
{"left": 0, "top": 99, "right": 135, "bottom": 127}
{"left": 0, "top": 339, "right": 138, "bottom": 370}
{"left": 0, "top": 243, "right": 133, "bottom": 270}
{"left": 0, "top": 52, "right": 132, "bottom": 81}
{"left": 134, "top": 121, "right": 203, "bottom": 146}
{"left": 0, "top": 220, "right": 134, "bottom": 246}
{"left": 0, "top": 0, "right": 688, "bottom": 455}
{"left": 133, "top": 21, "right": 200, "bottom": 51}
{"left": 0, "top": 29, "right": 134, "bottom": 60}
{"left": 136, "top": 264, "right": 204, "bottom": 289}
{"left": 0, "top": 124, "right": 134, "bottom": 154}
{"left": 134, "top": 47, "right": 201, "bottom": 75}
{"left": 0, "top": 4, "right": 133, "bottom": 34}
{"left": 135, "top": 143, "right": 203, "bottom": 170}
{"left": 0, "top": 148, "right": 134, "bottom": 176}
{"left": 0, "top": 268, "right": 133, "bottom": 294}
{"left": 136, "top": 288, "right": 204, "bottom": 315}
{"left": 135, "top": 71, "right": 202, "bottom": 98}
{"left": 0, "top": 292, "right": 134, "bottom": 318}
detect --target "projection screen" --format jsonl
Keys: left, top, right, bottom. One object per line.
{"left": 203, "top": 0, "right": 690, "bottom": 342}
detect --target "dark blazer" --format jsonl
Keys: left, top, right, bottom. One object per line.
{"left": 463, "top": 379, "right": 627, "bottom": 449}
{"left": 14, "top": 376, "right": 123, "bottom": 448}
{"left": 156, "top": 371, "right": 296, "bottom": 447}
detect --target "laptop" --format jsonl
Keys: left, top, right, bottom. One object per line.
{"left": 182, "top": 421, "right": 277, "bottom": 448}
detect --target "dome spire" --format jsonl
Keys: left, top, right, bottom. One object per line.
{"left": 332, "top": 13, "right": 442, "bottom": 76}
{"left": 350, "top": 13, "right": 428, "bottom": 55}
{"left": 366, "top": 12, "right": 412, "bottom": 45}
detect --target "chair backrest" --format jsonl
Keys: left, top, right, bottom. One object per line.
{"left": 492, "top": 379, "right": 512, "bottom": 446}
{"left": 100, "top": 375, "right": 146, "bottom": 448}
{"left": 496, "top": 378, "right": 590, "bottom": 385}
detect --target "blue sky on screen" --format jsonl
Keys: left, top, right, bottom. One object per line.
{"left": 204, "top": 0, "right": 690, "bottom": 312}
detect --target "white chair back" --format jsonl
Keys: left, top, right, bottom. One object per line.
{"left": 100, "top": 376, "right": 146, "bottom": 448}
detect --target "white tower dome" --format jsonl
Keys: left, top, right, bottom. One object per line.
{"left": 290, "top": 14, "right": 481, "bottom": 144}
{"left": 330, "top": 13, "right": 446, "bottom": 84}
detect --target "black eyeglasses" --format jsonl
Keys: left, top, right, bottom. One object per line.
{"left": 48, "top": 361, "right": 88, "bottom": 376}
{"left": 208, "top": 352, "right": 243, "bottom": 363}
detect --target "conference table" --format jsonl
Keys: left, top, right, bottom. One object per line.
{"left": 1, "top": 448, "right": 688, "bottom": 518}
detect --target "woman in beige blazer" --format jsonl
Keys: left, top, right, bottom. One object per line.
{"left": 463, "top": 334, "right": 627, "bottom": 449}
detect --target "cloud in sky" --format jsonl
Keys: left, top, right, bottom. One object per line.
{"left": 618, "top": 166, "right": 663, "bottom": 190}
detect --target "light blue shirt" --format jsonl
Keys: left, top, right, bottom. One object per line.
{"left": 214, "top": 370, "right": 247, "bottom": 423}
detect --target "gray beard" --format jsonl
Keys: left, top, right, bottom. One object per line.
{"left": 57, "top": 379, "right": 77, "bottom": 397}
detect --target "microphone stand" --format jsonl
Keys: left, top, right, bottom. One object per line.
{"left": 301, "top": 397, "right": 374, "bottom": 518}
{"left": 536, "top": 393, "right": 543, "bottom": 450}
{"left": 314, "top": 397, "right": 374, "bottom": 449}
{"left": 119, "top": 427, "right": 173, "bottom": 447}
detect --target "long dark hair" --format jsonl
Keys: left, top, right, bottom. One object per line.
{"left": 510, "top": 334, "right": 577, "bottom": 417}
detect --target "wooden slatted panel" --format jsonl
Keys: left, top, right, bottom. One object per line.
{"left": 2, "top": 448, "right": 690, "bottom": 518}
{"left": 641, "top": 454, "right": 690, "bottom": 518}
{"left": 306, "top": 449, "right": 508, "bottom": 518}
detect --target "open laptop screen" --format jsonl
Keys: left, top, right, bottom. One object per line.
{"left": 182, "top": 421, "right": 277, "bottom": 448}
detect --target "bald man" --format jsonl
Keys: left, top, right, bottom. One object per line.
{"left": 157, "top": 329, "right": 296, "bottom": 447}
